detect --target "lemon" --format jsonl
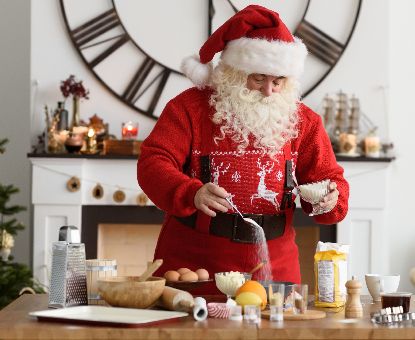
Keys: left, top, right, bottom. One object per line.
{"left": 235, "top": 291, "right": 263, "bottom": 308}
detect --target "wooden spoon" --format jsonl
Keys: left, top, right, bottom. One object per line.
{"left": 249, "top": 260, "right": 267, "bottom": 275}
{"left": 138, "top": 259, "right": 163, "bottom": 282}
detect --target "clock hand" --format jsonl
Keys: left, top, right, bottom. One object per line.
{"left": 208, "top": 0, "right": 215, "bottom": 36}
{"left": 225, "top": 0, "right": 238, "bottom": 14}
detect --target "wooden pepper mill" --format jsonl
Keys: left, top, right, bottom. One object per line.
{"left": 345, "top": 275, "right": 363, "bottom": 318}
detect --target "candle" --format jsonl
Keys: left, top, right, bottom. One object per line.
{"left": 339, "top": 132, "right": 357, "bottom": 155}
{"left": 87, "top": 128, "right": 95, "bottom": 138}
{"left": 364, "top": 135, "right": 380, "bottom": 157}
{"left": 122, "top": 121, "right": 138, "bottom": 140}
{"left": 86, "top": 128, "right": 97, "bottom": 153}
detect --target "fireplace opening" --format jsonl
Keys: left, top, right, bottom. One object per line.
{"left": 82, "top": 205, "right": 335, "bottom": 292}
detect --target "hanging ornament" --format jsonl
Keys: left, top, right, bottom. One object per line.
{"left": 113, "top": 190, "right": 126, "bottom": 203}
{"left": 136, "top": 192, "right": 149, "bottom": 206}
{"left": 92, "top": 183, "right": 104, "bottom": 199}
{"left": 66, "top": 176, "right": 81, "bottom": 192}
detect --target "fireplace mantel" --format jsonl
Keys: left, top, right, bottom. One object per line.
{"left": 29, "top": 153, "right": 394, "bottom": 290}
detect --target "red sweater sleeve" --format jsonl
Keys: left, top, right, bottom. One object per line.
{"left": 293, "top": 104, "right": 349, "bottom": 224}
{"left": 137, "top": 93, "right": 204, "bottom": 217}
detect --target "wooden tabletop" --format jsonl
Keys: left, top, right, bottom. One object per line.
{"left": 0, "top": 294, "right": 414, "bottom": 339}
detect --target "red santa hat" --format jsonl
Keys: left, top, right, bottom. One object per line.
{"left": 181, "top": 5, "right": 308, "bottom": 87}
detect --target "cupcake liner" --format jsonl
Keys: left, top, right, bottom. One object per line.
{"left": 297, "top": 179, "right": 330, "bottom": 204}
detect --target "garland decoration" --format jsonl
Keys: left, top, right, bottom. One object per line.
{"left": 66, "top": 176, "right": 81, "bottom": 192}
{"left": 136, "top": 193, "right": 149, "bottom": 206}
{"left": 113, "top": 190, "right": 126, "bottom": 203}
{"left": 92, "top": 183, "right": 104, "bottom": 199}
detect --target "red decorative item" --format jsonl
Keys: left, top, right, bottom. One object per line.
{"left": 122, "top": 121, "right": 139, "bottom": 140}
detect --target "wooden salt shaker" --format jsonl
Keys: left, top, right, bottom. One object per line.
{"left": 345, "top": 276, "right": 363, "bottom": 318}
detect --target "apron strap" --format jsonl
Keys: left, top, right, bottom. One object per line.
{"left": 195, "top": 112, "right": 214, "bottom": 234}
{"left": 281, "top": 142, "right": 295, "bottom": 211}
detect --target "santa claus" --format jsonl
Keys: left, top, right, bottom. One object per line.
{"left": 137, "top": 5, "right": 349, "bottom": 294}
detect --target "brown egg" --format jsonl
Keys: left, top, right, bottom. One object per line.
{"left": 195, "top": 268, "right": 209, "bottom": 281}
{"left": 179, "top": 271, "right": 199, "bottom": 282}
{"left": 177, "top": 267, "right": 191, "bottom": 275}
{"left": 164, "top": 270, "right": 180, "bottom": 282}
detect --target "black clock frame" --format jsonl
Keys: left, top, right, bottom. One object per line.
{"left": 60, "top": 0, "right": 362, "bottom": 120}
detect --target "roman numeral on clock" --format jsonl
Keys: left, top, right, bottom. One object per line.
{"left": 71, "top": 9, "right": 122, "bottom": 49}
{"left": 68, "top": 8, "right": 129, "bottom": 68}
{"left": 295, "top": 20, "right": 345, "bottom": 66}
{"left": 123, "top": 57, "right": 172, "bottom": 117}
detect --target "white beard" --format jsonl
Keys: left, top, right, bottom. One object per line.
{"left": 210, "top": 66, "right": 300, "bottom": 159}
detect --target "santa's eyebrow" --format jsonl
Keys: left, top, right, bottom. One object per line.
{"left": 256, "top": 74, "right": 286, "bottom": 79}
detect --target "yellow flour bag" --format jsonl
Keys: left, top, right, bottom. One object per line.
{"left": 314, "top": 242, "right": 350, "bottom": 308}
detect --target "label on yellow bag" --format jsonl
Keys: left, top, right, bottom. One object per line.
{"left": 314, "top": 242, "right": 349, "bottom": 308}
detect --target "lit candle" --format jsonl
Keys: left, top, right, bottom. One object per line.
{"left": 87, "top": 128, "right": 97, "bottom": 152}
{"left": 87, "top": 128, "right": 95, "bottom": 138}
{"left": 122, "top": 121, "right": 138, "bottom": 140}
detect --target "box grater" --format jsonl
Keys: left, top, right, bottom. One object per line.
{"left": 48, "top": 225, "right": 88, "bottom": 308}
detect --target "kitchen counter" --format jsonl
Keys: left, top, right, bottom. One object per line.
{"left": 0, "top": 294, "right": 414, "bottom": 339}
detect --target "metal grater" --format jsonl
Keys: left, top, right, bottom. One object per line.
{"left": 48, "top": 226, "right": 88, "bottom": 308}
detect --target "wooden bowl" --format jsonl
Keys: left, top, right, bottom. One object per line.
{"left": 97, "top": 276, "right": 165, "bottom": 309}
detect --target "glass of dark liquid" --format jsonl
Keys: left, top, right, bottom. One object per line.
{"left": 381, "top": 292, "right": 412, "bottom": 313}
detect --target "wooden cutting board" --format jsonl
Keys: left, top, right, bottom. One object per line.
{"left": 261, "top": 309, "right": 326, "bottom": 320}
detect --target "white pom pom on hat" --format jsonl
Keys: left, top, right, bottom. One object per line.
{"left": 181, "top": 55, "right": 213, "bottom": 89}
{"left": 181, "top": 4, "right": 308, "bottom": 87}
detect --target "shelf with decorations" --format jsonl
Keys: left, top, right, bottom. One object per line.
{"left": 320, "top": 90, "right": 395, "bottom": 162}
{"left": 27, "top": 151, "right": 394, "bottom": 163}
{"left": 32, "top": 75, "right": 142, "bottom": 158}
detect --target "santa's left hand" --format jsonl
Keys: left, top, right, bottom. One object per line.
{"left": 316, "top": 181, "right": 339, "bottom": 213}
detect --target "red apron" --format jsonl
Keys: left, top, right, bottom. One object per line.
{"left": 153, "top": 114, "right": 300, "bottom": 294}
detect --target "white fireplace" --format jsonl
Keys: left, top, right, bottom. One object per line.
{"left": 29, "top": 156, "right": 392, "bottom": 290}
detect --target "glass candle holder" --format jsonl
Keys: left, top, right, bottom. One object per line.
{"left": 121, "top": 121, "right": 139, "bottom": 140}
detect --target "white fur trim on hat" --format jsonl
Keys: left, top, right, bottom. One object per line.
{"left": 181, "top": 55, "right": 213, "bottom": 88}
{"left": 221, "top": 37, "right": 308, "bottom": 78}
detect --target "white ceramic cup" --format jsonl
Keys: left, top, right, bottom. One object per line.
{"left": 365, "top": 274, "right": 400, "bottom": 302}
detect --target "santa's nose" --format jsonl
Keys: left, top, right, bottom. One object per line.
{"left": 260, "top": 80, "right": 273, "bottom": 97}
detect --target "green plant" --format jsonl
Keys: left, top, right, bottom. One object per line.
{"left": 0, "top": 138, "right": 25, "bottom": 251}
{"left": 0, "top": 138, "right": 45, "bottom": 309}
{"left": 0, "top": 260, "right": 44, "bottom": 308}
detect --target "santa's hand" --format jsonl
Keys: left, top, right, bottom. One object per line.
{"left": 194, "top": 183, "right": 230, "bottom": 217}
{"left": 316, "top": 181, "right": 339, "bottom": 213}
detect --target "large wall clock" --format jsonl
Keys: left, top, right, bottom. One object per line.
{"left": 60, "top": 0, "right": 361, "bottom": 120}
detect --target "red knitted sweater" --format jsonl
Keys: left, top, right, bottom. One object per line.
{"left": 137, "top": 87, "right": 349, "bottom": 224}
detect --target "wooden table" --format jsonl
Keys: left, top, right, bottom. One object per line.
{"left": 0, "top": 294, "right": 414, "bottom": 339}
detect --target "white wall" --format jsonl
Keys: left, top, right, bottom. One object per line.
{"left": 30, "top": 0, "right": 389, "bottom": 142}
{"left": 2, "top": 0, "right": 414, "bottom": 292}
{"left": 388, "top": 0, "right": 415, "bottom": 292}
{"left": 0, "top": 0, "right": 31, "bottom": 265}
{"left": 30, "top": 0, "right": 156, "bottom": 146}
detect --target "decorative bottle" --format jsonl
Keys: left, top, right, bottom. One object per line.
{"left": 56, "top": 101, "right": 68, "bottom": 131}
